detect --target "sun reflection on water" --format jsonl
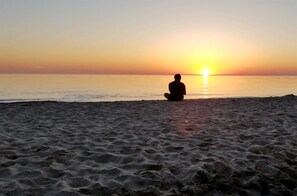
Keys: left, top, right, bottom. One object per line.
{"left": 203, "top": 74, "right": 209, "bottom": 98}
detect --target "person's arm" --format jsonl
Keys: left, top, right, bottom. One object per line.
{"left": 169, "top": 83, "right": 173, "bottom": 94}
{"left": 183, "top": 84, "right": 186, "bottom": 95}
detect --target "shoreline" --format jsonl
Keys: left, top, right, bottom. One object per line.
{"left": 0, "top": 94, "right": 295, "bottom": 104}
{"left": 0, "top": 95, "right": 296, "bottom": 195}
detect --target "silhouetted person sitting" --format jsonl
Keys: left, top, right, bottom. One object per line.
{"left": 164, "top": 74, "right": 186, "bottom": 101}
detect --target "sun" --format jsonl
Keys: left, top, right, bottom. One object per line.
{"left": 201, "top": 68, "right": 210, "bottom": 76}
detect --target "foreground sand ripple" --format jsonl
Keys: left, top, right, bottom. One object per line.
{"left": 0, "top": 96, "right": 297, "bottom": 195}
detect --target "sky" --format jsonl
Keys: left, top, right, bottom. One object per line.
{"left": 0, "top": 0, "right": 296, "bottom": 75}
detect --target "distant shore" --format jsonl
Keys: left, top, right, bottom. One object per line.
{"left": 0, "top": 95, "right": 296, "bottom": 195}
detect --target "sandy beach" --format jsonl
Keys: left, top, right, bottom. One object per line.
{"left": 0, "top": 95, "right": 296, "bottom": 195}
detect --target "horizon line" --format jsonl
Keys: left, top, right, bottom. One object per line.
{"left": 0, "top": 72, "right": 296, "bottom": 76}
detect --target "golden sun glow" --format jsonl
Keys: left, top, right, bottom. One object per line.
{"left": 201, "top": 67, "right": 211, "bottom": 76}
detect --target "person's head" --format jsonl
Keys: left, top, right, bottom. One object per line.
{"left": 174, "top": 74, "right": 181, "bottom": 81}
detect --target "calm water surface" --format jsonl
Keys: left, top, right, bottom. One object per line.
{"left": 0, "top": 74, "right": 296, "bottom": 102}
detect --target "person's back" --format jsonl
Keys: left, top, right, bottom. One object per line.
{"left": 169, "top": 80, "right": 186, "bottom": 101}
{"left": 164, "top": 74, "right": 186, "bottom": 101}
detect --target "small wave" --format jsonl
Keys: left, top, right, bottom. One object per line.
{"left": 186, "top": 93, "right": 228, "bottom": 96}
{"left": 0, "top": 98, "right": 55, "bottom": 103}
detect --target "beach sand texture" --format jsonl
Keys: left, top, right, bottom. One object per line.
{"left": 0, "top": 96, "right": 296, "bottom": 195}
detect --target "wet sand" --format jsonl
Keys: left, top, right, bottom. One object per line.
{"left": 0, "top": 95, "right": 296, "bottom": 195}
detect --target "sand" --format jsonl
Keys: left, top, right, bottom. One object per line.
{"left": 0, "top": 95, "right": 296, "bottom": 195}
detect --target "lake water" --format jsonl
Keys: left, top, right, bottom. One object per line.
{"left": 0, "top": 74, "right": 296, "bottom": 102}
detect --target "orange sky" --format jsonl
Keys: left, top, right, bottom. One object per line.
{"left": 0, "top": 1, "right": 296, "bottom": 75}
